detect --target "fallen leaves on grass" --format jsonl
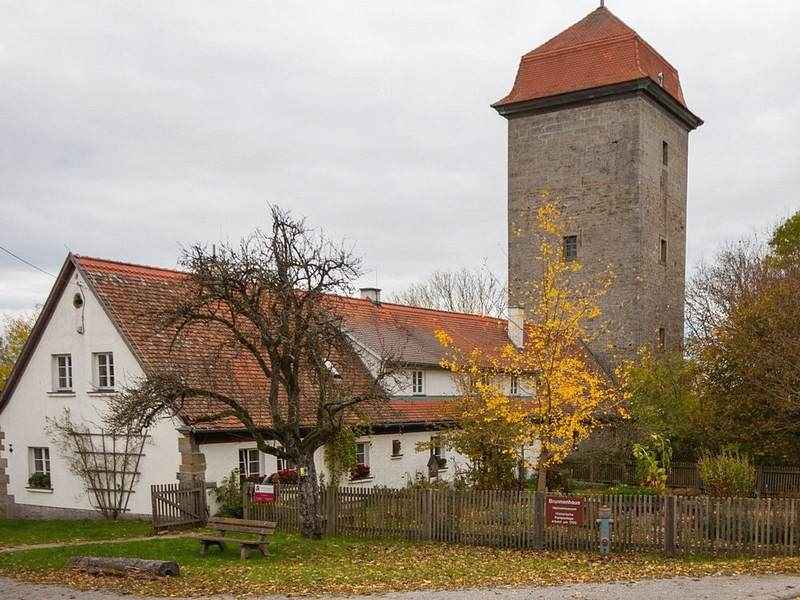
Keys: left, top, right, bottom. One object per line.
{"left": 4, "top": 537, "right": 800, "bottom": 598}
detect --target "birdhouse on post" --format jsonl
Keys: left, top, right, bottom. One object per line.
{"left": 427, "top": 453, "right": 440, "bottom": 481}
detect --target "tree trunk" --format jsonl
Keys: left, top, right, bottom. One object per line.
{"left": 69, "top": 556, "right": 180, "bottom": 577}
{"left": 298, "top": 453, "right": 323, "bottom": 539}
{"left": 537, "top": 465, "right": 547, "bottom": 492}
{"left": 537, "top": 446, "right": 550, "bottom": 492}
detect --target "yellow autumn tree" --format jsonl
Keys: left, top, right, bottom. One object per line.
{"left": 436, "top": 201, "right": 624, "bottom": 490}
{"left": 434, "top": 334, "right": 537, "bottom": 489}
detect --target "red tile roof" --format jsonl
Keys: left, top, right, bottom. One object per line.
{"left": 69, "top": 256, "right": 512, "bottom": 430}
{"left": 494, "top": 7, "right": 686, "bottom": 109}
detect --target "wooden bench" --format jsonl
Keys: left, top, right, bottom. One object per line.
{"left": 197, "top": 517, "right": 277, "bottom": 560}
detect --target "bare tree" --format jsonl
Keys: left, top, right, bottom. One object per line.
{"left": 392, "top": 267, "right": 506, "bottom": 317}
{"left": 108, "top": 207, "right": 394, "bottom": 538}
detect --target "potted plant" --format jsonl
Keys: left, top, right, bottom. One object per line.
{"left": 267, "top": 468, "right": 300, "bottom": 484}
{"left": 350, "top": 463, "right": 371, "bottom": 480}
{"left": 27, "top": 472, "right": 51, "bottom": 490}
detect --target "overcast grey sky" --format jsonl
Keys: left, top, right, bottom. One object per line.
{"left": 1, "top": 0, "right": 798, "bottom": 317}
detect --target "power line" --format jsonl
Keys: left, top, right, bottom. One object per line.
{"left": 0, "top": 244, "right": 56, "bottom": 278}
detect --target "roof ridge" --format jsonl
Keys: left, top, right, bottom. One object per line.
{"left": 74, "top": 254, "right": 186, "bottom": 276}
{"left": 524, "top": 5, "right": 636, "bottom": 56}
{"left": 75, "top": 254, "right": 509, "bottom": 324}
{"left": 362, "top": 298, "right": 507, "bottom": 324}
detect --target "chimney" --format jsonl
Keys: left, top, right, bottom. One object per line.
{"left": 359, "top": 287, "right": 381, "bottom": 304}
{"left": 508, "top": 307, "right": 525, "bottom": 349}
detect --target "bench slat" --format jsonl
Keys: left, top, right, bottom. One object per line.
{"left": 208, "top": 517, "right": 276, "bottom": 528}
{"left": 210, "top": 524, "right": 275, "bottom": 535}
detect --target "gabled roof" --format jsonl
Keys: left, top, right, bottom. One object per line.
{"left": 335, "top": 295, "right": 511, "bottom": 368}
{"left": 0, "top": 255, "right": 514, "bottom": 430}
{"left": 493, "top": 7, "right": 701, "bottom": 128}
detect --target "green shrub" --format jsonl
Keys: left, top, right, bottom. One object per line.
{"left": 605, "top": 483, "right": 660, "bottom": 496}
{"left": 214, "top": 468, "right": 244, "bottom": 518}
{"left": 698, "top": 450, "right": 756, "bottom": 497}
{"left": 632, "top": 434, "right": 672, "bottom": 494}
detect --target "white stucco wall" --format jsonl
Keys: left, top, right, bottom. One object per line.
{"left": 0, "top": 270, "right": 180, "bottom": 516}
{"left": 200, "top": 430, "right": 470, "bottom": 507}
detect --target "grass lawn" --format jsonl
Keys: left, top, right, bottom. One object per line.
{"left": 0, "top": 519, "right": 153, "bottom": 548}
{"left": 2, "top": 532, "right": 800, "bottom": 597}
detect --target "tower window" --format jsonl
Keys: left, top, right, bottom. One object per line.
{"left": 662, "top": 141, "right": 669, "bottom": 167}
{"left": 658, "top": 327, "right": 666, "bottom": 351}
{"left": 660, "top": 239, "right": 667, "bottom": 264}
{"left": 563, "top": 235, "right": 578, "bottom": 261}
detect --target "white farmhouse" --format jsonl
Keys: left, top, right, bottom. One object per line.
{"left": 0, "top": 254, "right": 528, "bottom": 519}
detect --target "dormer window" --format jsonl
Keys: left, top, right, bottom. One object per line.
{"left": 411, "top": 370, "right": 425, "bottom": 395}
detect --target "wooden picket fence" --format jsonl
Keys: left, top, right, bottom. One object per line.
{"left": 244, "top": 485, "right": 800, "bottom": 556}
{"left": 151, "top": 483, "right": 208, "bottom": 531}
{"left": 562, "top": 460, "right": 800, "bottom": 496}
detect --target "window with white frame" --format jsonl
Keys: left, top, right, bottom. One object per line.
{"left": 411, "top": 370, "right": 425, "bottom": 395}
{"left": 510, "top": 376, "right": 519, "bottom": 396}
{"left": 92, "top": 352, "right": 115, "bottom": 390}
{"left": 29, "top": 447, "right": 51, "bottom": 476}
{"left": 51, "top": 354, "right": 73, "bottom": 392}
{"left": 238, "top": 448, "right": 261, "bottom": 479}
{"left": 355, "top": 441, "right": 370, "bottom": 466}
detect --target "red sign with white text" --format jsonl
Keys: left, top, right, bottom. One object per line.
{"left": 253, "top": 484, "right": 275, "bottom": 503}
{"left": 545, "top": 496, "right": 585, "bottom": 526}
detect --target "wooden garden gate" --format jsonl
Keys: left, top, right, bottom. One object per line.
{"left": 151, "top": 483, "right": 208, "bottom": 531}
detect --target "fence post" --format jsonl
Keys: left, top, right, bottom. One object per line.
{"left": 325, "top": 487, "right": 338, "bottom": 536}
{"left": 533, "top": 492, "right": 546, "bottom": 550}
{"left": 664, "top": 495, "right": 676, "bottom": 557}
{"left": 424, "top": 489, "right": 433, "bottom": 541}
{"left": 151, "top": 484, "right": 159, "bottom": 531}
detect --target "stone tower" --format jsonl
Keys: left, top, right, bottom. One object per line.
{"left": 494, "top": 7, "right": 702, "bottom": 366}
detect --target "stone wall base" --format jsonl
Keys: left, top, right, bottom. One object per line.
{"left": 0, "top": 429, "right": 10, "bottom": 519}
{"left": 9, "top": 502, "right": 150, "bottom": 521}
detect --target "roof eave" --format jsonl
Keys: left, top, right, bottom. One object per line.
{"left": 0, "top": 255, "right": 77, "bottom": 414}
{"left": 492, "top": 78, "right": 703, "bottom": 131}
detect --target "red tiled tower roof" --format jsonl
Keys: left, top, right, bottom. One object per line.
{"left": 494, "top": 7, "right": 687, "bottom": 109}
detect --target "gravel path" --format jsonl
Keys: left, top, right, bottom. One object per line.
{"left": 0, "top": 533, "right": 196, "bottom": 555}
{"left": 2, "top": 575, "right": 800, "bottom": 600}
